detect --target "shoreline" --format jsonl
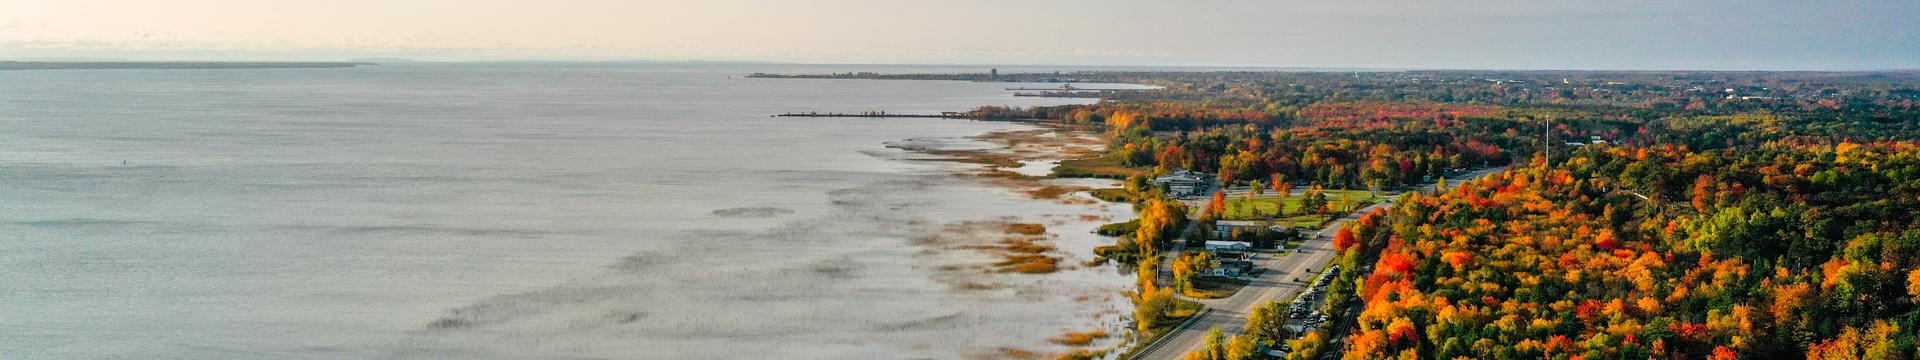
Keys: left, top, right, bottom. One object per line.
{"left": 383, "top": 119, "right": 1142, "bottom": 360}
{"left": 893, "top": 121, "right": 1144, "bottom": 358}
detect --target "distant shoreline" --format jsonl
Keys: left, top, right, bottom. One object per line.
{"left": 0, "top": 61, "right": 374, "bottom": 70}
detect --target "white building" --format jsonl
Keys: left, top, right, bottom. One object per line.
{"left": 1152, "top": 170, "right": 1210, "bottom": 197}
{"left": 1204, "top": 240, "right": 1252, "bottom": 253}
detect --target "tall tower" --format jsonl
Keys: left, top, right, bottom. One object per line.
{"left": 990, "top": 68, "right": 998, "bottom": 81}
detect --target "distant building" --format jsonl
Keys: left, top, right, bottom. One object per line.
{"left": 1152, "top": 170, "right": 1210, "bottom": 197}
{"left": 1567, "top": 135, "right": 1610, "bottom": 147}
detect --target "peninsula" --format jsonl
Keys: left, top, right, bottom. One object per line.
{"left": 0, "top": 61, "right": 373, "bottom": 70}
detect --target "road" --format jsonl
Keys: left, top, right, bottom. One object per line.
{"left": 1156, "top": 179, "right": 1218, "bottom": 286}
{"left": 1131, "top": 166, "right": 1508, "bottom": 359}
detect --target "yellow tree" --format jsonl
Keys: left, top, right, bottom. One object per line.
{"left": 1136, "top": 199, "right": 1187, "bottom": 254}
{"left": 1107, "top": 110, "right": 1144, "bottom": 130}
{"left": 1172, "top": 255, "right": 1196, "bottom": 294}
{"left": 1173, "top": 252, "right": 1217, "bottom": 295}
{"left": 1203, "top": 328, "right": 1227, "bottom": 360}
{"left": 1907, "top": 269, "right": 1920, "bottom": 302}
{"left": 1226, "top": 335, "right": 1258, "bottom": 360}
{"left": 1245, "top": 301, "right": 1291, "bottom": 344}
{"left": 1286, "top": 331, "right": 1328, "bottom": 360}
{"left": 1134, "top": 281, "right": 1176, "bottom": 334}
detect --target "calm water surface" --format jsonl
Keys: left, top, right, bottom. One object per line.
{"left": 0, "top": 63, "right": 1145, "bottom": 359}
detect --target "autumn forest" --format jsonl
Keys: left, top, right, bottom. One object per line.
{"left": 973, "top": 70, "right": 1920, "bottom": 360}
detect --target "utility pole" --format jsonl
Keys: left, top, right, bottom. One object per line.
{"left": 1543, "top": 115, "right": 1552, "bottom": 169}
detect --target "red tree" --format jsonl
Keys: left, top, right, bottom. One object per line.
{"left": 1334, "top": 227, "right": 1358, "bottom": 252}
{"left": 1207, "top": 191, "right": 1227, "bottom": 215}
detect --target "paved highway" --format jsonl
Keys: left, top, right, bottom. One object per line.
{"left": 1131, "top": 166, "right": 1508, "bottom": 359}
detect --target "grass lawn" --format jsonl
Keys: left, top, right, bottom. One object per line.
{"left": 1186, "top": 276, "right": 1250, "bottom": 299}
{"left": 1053, "top": 156, "right": 1147, "bottom": 179}
{"left": 1097, "top": 219, "right": 1140, "bottom": 236}
{"left": 1220, "top": 190, "right": 1379, "bottom": 224}
{"left": 1283, "top": 215, "right": 1328, "bottom": 229}
{"left": 1166, "top": 300, "right": 1202, "bottom": 323}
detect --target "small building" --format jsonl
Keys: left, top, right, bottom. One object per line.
{"left": 1258, "top": 343, "right": 1292, "bottom": 359}
{"left": 1265, "top": 349, "right": 1288, "bottom": 359}
{"left": 1152, "top": 170, "right": 1210, "bottom": 198}
{"left": 1213, "top": 259, "right": 1255, "bottom": 277}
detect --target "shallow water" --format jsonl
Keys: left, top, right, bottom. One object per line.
{"left": 0, "top": 63, "right": 1146, "bottom": 359}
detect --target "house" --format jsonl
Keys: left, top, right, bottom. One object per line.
{"left": 1214, "top": 259, "right": 1255, "bottom": 277}
{"left": 1151, "top": 170, "right": 1210, "bottom": 198}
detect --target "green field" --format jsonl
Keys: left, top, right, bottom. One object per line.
{"left": 1220, "top": 189, "right": 1378, "bottom": 225}
{"left": 1186, "top": 276, "right": 1250, "bottom": 299}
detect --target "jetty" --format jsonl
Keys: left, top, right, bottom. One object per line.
{"left": 1013, "top": 92, "right": 1109, "bottom": 98}
{"left": 1004, "top": 84, "right": 1107, "bottom": 91}
{"left": 775, "top": 111, "right": 973, "bottom": 119}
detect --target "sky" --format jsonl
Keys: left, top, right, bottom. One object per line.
{"left": 1, "top": 0, "right": 1916, "bottom": 70}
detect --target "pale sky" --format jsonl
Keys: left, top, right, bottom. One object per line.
{"left": 2, "top": 0, "right": 1916, "bottom": 70}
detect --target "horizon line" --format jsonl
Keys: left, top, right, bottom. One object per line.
{"left": 5, "top": 57, "right": 1918, "bottom": 73}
